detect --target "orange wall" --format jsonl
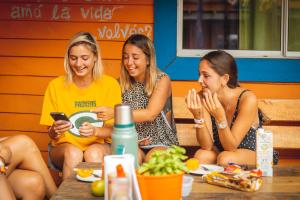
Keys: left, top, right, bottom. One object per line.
{"left": 0, "top": 0, "right": 153, "bottom": 153}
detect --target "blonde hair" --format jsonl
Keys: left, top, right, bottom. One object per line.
{"left": 120, "top": 34, "right": 159, "bottom": 96}
{"left": 64, "top": 32, "right": 103, "bottom": 84}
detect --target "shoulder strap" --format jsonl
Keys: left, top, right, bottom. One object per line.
{"left": 236, "top": 89, "right": 250, "bottom": 110}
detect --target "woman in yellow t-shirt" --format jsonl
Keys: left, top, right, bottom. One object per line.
{"left": 40, "top": 32, "right": 121, "bottom": 180}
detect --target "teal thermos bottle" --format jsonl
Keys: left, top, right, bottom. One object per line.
{"left": 112, "top": 104, "right": 139, "bottom": 167}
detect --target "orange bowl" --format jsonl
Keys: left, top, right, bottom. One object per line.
{"left": 136, "top": 172, "right": 183, "bottom": 200}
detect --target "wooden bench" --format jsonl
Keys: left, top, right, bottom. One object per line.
{"left": 173, "top": 97, "right": 300, "bottom": 159}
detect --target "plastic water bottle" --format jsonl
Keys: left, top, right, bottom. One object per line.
{"left": 112, "top": 104, "right": 139, "bottom": 168}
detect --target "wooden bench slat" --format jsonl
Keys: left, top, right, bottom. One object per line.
{"left": 177, "top": 124, "right": 300, "bottom": 149}
{"left": 258, "top": 99, "right": 300, "bottom": 122}
{"left": 264, "top": 126, "right": 300, "bottom": 149}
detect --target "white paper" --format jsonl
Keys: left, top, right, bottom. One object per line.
{"left": 104, "top": 154, "right": 141, "bottom": 200}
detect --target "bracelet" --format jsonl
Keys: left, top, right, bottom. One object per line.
{"left": 194, "top": 124, "right": 205, "bottom": 129}
{"left": 194, "top": 118, "right": 205, "bottom": 124}
{"left": 0, "top": 158, "right": 7, "bottom": 175}
{"left": 217, "top": 121, "right": 227, "bottom": 129}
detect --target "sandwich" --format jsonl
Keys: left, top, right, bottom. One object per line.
{"left": 203, "top": 164, "right": 263, "bottom": 192}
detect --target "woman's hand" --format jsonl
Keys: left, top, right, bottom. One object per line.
{"left": 138, "top": 137, "right": 151, "bottom": 146}
{"left": 91, "top": 106, "right": 114, "bottom": 121}
{"left": 79, "top": 122, "right": 96, "bottom": 137}
{"left": 202, "top": 89, "right": 226, "bottom": 121}
{"left": 49, "top": 120, "right": 72, "bottom": 139}
{"left": 186, "top": 89, "right": 203, "bottom": 119}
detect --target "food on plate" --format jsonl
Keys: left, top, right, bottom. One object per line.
{"left": 203, "top": 166, "right": 263, "bottom": 192}
{"left": 91, "top": 180, "right": 105, "bottom": 197}
{"left": 76, "top": 168, "right": 94, "bottom": 178}
{"left": 185, "top": 158, "right": 200, "bottom": 171}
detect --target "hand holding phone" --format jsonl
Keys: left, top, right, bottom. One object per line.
{"left": 50, "top": 112, "right": 70, "bottom": 122}
{"left": 49, "top": 112, "right": 73, "bottom": 139}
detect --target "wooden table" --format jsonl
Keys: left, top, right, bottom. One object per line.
{"left": 51, "top": 163, "right": 300, "bottom": 200}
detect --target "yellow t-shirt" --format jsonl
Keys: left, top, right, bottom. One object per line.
{"left": 40, "top": 75, "right": 121, "bottom": 150}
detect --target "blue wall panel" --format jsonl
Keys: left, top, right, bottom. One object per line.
{"left": 154, "top": 0, "right": 300, "bottom": 82}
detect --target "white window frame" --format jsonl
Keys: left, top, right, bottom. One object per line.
{"left": 177, "top": 0, "right": 300, "bottom": 58}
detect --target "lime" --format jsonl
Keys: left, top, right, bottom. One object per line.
{"left": 91, "top": 180, "right": 105, "bottom": 197}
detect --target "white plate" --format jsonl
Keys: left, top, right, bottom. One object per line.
{"left": 69, "top": 111, "right": 104, "bottom": 136}
{"left": 76, "top": 169, "right": 102, "bottom": 182}
{"left": 189, "top": 164, "right": 224, "bottom": 175}
{"left": 140, "top": 144, "right": 168, "bottom": 149}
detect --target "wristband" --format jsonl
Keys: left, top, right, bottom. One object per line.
{"left": 194, "top": 118, "right": 205, "bottom": 124}
{"left": 217, "top": 121, "right": 227, "bottom": 129}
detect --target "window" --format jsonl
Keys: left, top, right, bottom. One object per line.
{"left": 177, "top": 0, "right": 300, "bottom": 58}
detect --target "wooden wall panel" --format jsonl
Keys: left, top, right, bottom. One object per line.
{"left": 0, "top": 57, "right": 121, "bottom": 77}
{"left": 0, "top": 113, "right": 46, "bottom": 132}
{"left": 0, "top": 3, "right": 153, "bottom": 23}
{"left": 0, "top": 76, "right": 51, "bottom": 95}
{"left": 0, "top": 39, "right": 123, "bottom": 59}
{"left": 0, "top": 21, "right": 153, "bottom": 41}
{"left": 0, "top": 94, "right": 43, "bottom": 114}
{"left": 1, "top": 0, "right": 153, "bottom": 4}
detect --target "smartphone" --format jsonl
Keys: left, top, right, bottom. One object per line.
{"left": 50, "top": 112, "right": 70, "bottom": 121}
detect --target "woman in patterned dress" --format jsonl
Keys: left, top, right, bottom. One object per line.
{"left": 186, "top": 50, "right": 278, "bottom": 166}
{"left": 94, "top": 34, "right": 178, "bottom": 163}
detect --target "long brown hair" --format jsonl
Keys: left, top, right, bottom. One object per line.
{"left": 202, "top": 50, "right": 239, "bottom": 88}
{"left": 120, "top": 34, "right": 160, "bottom": 96}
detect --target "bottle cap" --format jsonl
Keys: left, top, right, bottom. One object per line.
{"left": 114, "top": 104, "right": 134, "bottom": 128}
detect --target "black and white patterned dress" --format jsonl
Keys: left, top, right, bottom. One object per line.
{"left": 122, "top": 73, "right": 179, "bottom": 146}
{"left": 211, "top": 90, "right": 279, "bottom": 164}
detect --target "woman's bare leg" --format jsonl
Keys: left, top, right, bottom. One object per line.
{"left": 8, "top": 169, "right": 45, "bottom": 200}
{"left": 138, "top": 148, "right": 145, "bottom": 165}
{"left": 0, "top": 174, "right": 16, "bottom": 200}
{"left": 50, "top": 143, "right": 83, "bottom": 180}
{"left": 84, "top": 143, "right": 111, "bottom": 163}
{"left": 217, "top": 149, "right": 256, "bottom": 166}
{"left": 194, "top": 149, "right": 218, "bottom": 164}
{"left": 2, "top": 135, "right": 57, "bottom": 198}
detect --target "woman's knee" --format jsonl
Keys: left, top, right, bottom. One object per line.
{"left": 8, "top": 171, "right": 46, "bottom": 200}
{"left": 63, "top": 145, "right": 83, "bottom": 164}
{"left": 84, "top": 144, "right": 110, "bottom": 162}
{"left": 5, "top": 135, "right": 39, "bottom": 153}
{"left": 217, "top": 151, "right": 234, "bottom": 166}
{"left": 25, "top": 173, "right": 46, "bottom": 198}
{"left": 194, "top": 149, "right": 217, "bottom": 163}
